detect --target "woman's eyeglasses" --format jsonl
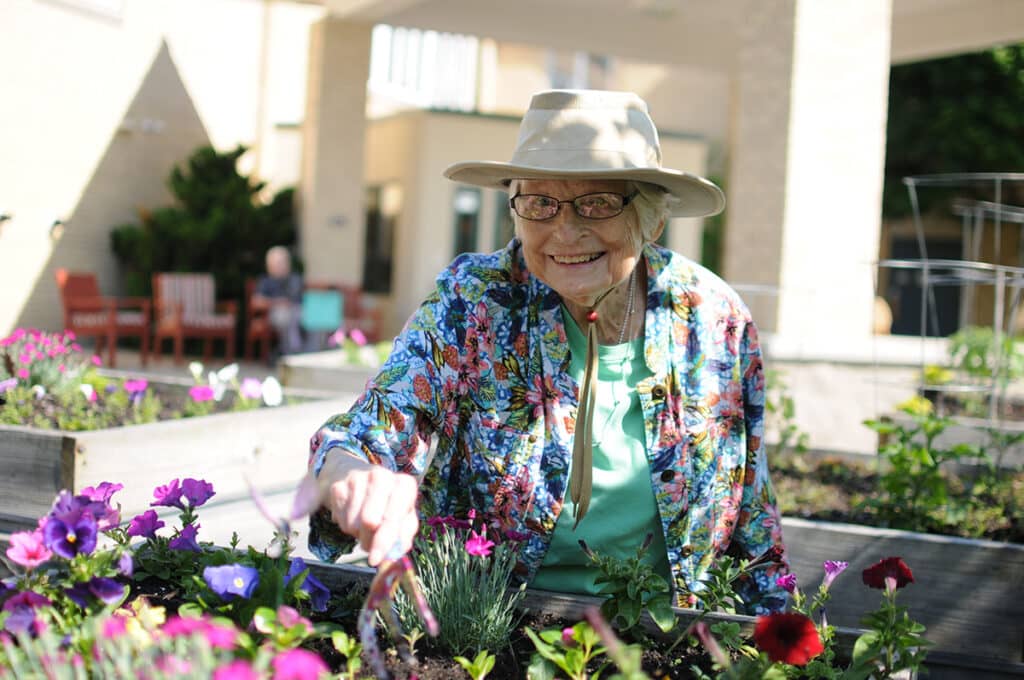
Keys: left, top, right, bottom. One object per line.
{"left": 509, "top": 191, "right": 638, "bottom": 221}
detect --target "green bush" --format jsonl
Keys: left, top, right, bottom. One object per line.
{"left": 110, "top": 145, "right": 299, "bottom": 306}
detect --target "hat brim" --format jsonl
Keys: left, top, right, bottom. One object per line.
{"left": 443, "top": 161, "right": 725, "bottom": 218}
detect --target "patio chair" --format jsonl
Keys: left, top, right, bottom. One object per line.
{"left": 305, "top": 281, "right": 382, "bottom": 344}
{"left": 152, "top": 273, "right": 237, "bottom": 364}
{"left": 54, "top": 268, "right": 151, "bottom": 368}
{"left": 244, "top": 278, "right": 274, "bottom": 363}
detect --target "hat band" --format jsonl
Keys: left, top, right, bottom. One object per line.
{"left": 509, "top": 147, "right": 661, "bottom": 173}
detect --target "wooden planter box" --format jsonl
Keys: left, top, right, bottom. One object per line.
{"left": 782, "top": 516, "right": 1024, "bottom": 673}
{"left": 0, "top": 393, "right": 356, "bottom": 532}
{"left": 305, "top": 561, "right": 1024, "bottom": 679}
{"left": 277, "top": 349, "right": 378, "bottom": 394}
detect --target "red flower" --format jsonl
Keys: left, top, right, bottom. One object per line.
{"left": 753, "top": 613, "right": 824, "bottom": 666}
{"left": 862, "top": 557, "right": 914, "bottom": 591}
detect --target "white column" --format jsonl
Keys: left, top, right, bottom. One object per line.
{"left": 725, "top": 0, "right": 893, "bottom": 359}
{"left": 300, "top": 18, "right": 372, "bottom": 285}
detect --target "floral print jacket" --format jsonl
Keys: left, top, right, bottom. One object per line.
{"left": 309, "top": 240, "right": 788, "bottom": 614}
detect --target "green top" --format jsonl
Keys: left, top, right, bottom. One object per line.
{"left": 530, "top": 307, "right": 671, "bottom": 594}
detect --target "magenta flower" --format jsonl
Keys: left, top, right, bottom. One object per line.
{"left": 775, "top": 573, "right": 798, "bottom": 594}
{"left": 16, "top": 368, "right": 28, "bottom": 380}
{"left": 203, "top": 564, "right": 260, "bottom": 600}
{"left": 822, "top": 560, "right": 848, "bottom": 589}
{"left": 213, "top": 660, "right": 260, "bottom": 680}
{"left": 349, "top": 328, "right": 368, "bottom": 346}
{"left": 276, "top": 605, "right": 313, "bottom": 635}
{"left": 561, "top": 627, "right": 576, "bottom": 647}
{"left": 181, "top": 478, "right": 215, "bottom": 508}
{"left": 127, "top": 510, "right": 165, "bottom": 539}
{"left": 465, "top": 530, "right": 495, "bottom": 557}
{"left": 80, "top": 482, "right": 123, "bottom": 505}
{"left": 162, "top": 616, "right": 238, "bottom": 649}
{"left": 239, "top": 378, "right": 262, "bottom": 400}
{"left": 100, "top": 616, "right": 128, "bottom": 640}
{"left": 189, "top": 385, "right": 215, "bottom": 402}
{"left": 91, "top": 355, "right": 102, "bottom": 366}
{"left": 123, "top": 379, "right": 148, "bottom": 394}
{"left": 169, "top": 523, "right": 201, "bottom": 552}
{"left": 6, "top": 530, "right": 52, "bottom": 570}
{"left": 42, "top": 513, "right": 98, "bottom": 558}
{"left": 151, "top": 479, "right": 184, "bottom": 509}
{"left": 271, "top": 648, "right": 329, "bottom": 680}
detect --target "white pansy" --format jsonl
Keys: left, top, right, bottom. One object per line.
{"left": 78, "top": 384, "right": 94, "bottom": 400}
{"left": 189, "top": 362, "right": 204, "bottom": 381}
{"left": 217, "top": 363, "right": 239, "bottom": 383}
{"left": 33, "top": 384, "right": 46, "bottom": 399}
{"left": 261, "top": 376, "right": 283, "bottom": 407}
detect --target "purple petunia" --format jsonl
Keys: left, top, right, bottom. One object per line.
{"left": 203, "top": 564, "right": 260, "bottom": 601}
{"left": 79, "top": 482, "right": 124, "bottom": 505}
{"left": 285, "top": 558, "right": 330, "bottom": 612}
{"left": 127, "top": 510, "right": 165, "bottom": 539}
{"left": 151, "top": 479, "right": 184, "bottom": 509}
{"left": 822, "top": 560, "right": 849, "bottom": 590}
{"left": 117, "top": 552, "right": 134, "bottom": 577}
{"left": 42, "top": 513, "right": 98, "bottom": 559}
{"left": 181, "top": 478, "right": 215, "bottom": 508}
{"left": 168, "top": 523, "right": 201, "bottom": 552}
{"left": 775, "top": 573, "right": 798, "bottom": 594}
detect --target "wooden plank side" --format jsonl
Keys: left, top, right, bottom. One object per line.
{"left": 783, "top": 517, "right": 1024, "bottom": 662}
{"left": 0, "top": 426, "right": 74, "bottom": 529}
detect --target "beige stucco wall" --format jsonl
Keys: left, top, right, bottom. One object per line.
{"left": 0, "top": 0, "right": 321, "bottom": 335}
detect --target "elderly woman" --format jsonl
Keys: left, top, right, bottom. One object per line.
{"left": 308, "top": 90, "right": 787, "bottom": 614}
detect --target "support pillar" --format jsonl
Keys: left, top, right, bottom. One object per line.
{"left": 724, "top": 0, "right": 893, "bottom": 358}
{"left": 300, "top": 18, "right": 373, "bottom": 285}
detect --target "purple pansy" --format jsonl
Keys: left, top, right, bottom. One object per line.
{"left": 42, "top": 513, "right": 98, "bottom": 559}
{"left": 2, "top": 591, "right": 51, "bottom": 636}
{"left": 127, "top": 510, "right": 165, "bottom": 539}
{"left": 181, "top": 478, "right": 215, "bottom": 508}
{"left": 203, "top": 564, "right": 260, "bottom": 600}
{"left": 117, "top": 552, "right": 134, "bottom": 577}
{"left": 168, "top": 523, "right": 201, "bottom": 552}
{"left": 65, "top": 578, "right": 125, "bottom": 608}
{"left": 285, "top": 558, "right": 330, "bottom": 612}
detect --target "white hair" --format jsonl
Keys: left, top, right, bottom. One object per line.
{"left": 508, "top": 179, "right": 676, "bottom": 250}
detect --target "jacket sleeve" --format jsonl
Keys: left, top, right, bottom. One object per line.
{"left": 306, "top": 274, "right": 461, "bottom": 562}
{"left": 731, "top": 318, "right": 790, "bottom": 614}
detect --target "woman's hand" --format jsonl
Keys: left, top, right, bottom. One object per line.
{"left": 323, "top": 453, "right": 420, "bottom": 566}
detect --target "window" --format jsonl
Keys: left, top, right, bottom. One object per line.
{"left": 362, "top": 184, "right": 402, "bottom": 293}
{"left": 452, "top": 188, "right": 481, "bottom": 256}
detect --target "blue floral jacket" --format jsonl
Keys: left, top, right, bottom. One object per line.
{"left": 309, "top": 240, "right": 788, "bottom": 613}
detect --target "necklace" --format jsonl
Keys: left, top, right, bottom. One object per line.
{"left": 616, "top": 267, "right": 638, "bottom": 345}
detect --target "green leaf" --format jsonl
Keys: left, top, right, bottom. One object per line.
{"left": 526, "top": 655, "right": 557, "bottom": 680}
{"left": 252, "top": 607, "right": 277, "bottom": 634}
{"left": 646, "top": 594, "right": 676, "bottom": 633}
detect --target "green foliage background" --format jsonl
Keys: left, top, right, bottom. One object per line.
{"left": 110, "top": 144, "right": 299, "bottom": 304}
{"left": 882, "top": 43, "right": 1024, "bottom": 217}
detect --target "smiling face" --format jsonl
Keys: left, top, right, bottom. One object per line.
{"left": 513, "top": 178, "right": 642, "bottom": 308}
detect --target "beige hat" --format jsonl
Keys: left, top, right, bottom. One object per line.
{"left": 444, "top": 89, "right": 725, "bottom": 218}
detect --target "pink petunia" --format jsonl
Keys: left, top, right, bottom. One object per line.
{"left": 213, "top": 660, "right": 260, "bottom": 680}
{"left": 91, "top": 355, "right": 102, "bottom": 366}
{"left": 16, "top": 368, "right": 29, "bottom": 380}
{"left": 775, "top": 573, "right": 798, "bottom": 594}
{"left": 189, "top": 385, "right": 215, "bottom": 402}
{"left": 349, "top": 328, "right": 368, "bottom": 346}
{"left": 464, "top": 530, "right": 495, "bottom": 557}
{"left": 239, "top": 378, "right": 262, "bottom": 400}
{"left": 6, "top": 530, "right": 52, "bottom": 570}
{"left": 271, "top": 648, "right": 328, "bottom": 680}
{"left": 124, "top": 379, "right": 148, "bottom": 394}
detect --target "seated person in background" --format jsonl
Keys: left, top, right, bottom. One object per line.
{"left": 254, "top": 246, "right": 304, "bottom": 356}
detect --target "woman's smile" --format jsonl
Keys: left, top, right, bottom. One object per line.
{"left": 550, "top": 252, "right": 605, "bottom": 265}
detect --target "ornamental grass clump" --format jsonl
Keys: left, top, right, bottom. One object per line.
{"left": 393, "top": 511, "right": 527, "bottom": 657}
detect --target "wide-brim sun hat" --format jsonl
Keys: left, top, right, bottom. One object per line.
{"left": 444, "top": 89, "right": 725, "bottom": 218}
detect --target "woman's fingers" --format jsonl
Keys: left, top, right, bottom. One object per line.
{"left": 328, "top": 465, "right": 419, "bottom": 565}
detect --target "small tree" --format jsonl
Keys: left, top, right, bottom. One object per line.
{"left": 110, "top": 144, "right": 298, "bottom": 303}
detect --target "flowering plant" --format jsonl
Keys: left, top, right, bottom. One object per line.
{"left": 691, "top": 556, "right": 930, "bottom": 679}
{"left": 393, "top": 511, "right": 527, "bottom": 656}
{"left": 326, "top": 328, "right": 391, "bottom": 368}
